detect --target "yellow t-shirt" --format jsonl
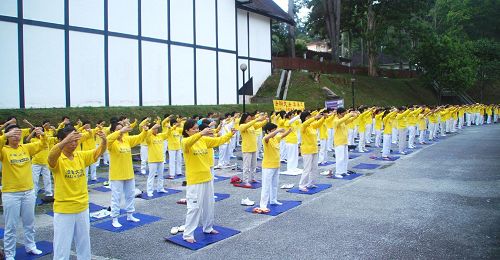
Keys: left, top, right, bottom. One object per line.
{"left": 300, "top": 117, "right": 324, "bottom": 155}
{"left": 203, "top": 133, "right": 232, "bottom": 167}
{"left": 382, "top": 112, "right": 397, "bottom": 135}
{"left": 49, "top": 150, "right": 95, "bottom": 213}
{"left": 333, "top": 114, "right": 355, "bottom": 146}
{"left": 262, "top": 134, "right": 282, "bottom": 169}
{"left": 166, "top": 126, "right": 182, "bottom": 151}
{"left": 284, "top": 120, "right": 300, "bottom": 144}
{"left": 396, "top": 109, "right": 411, "bottom": 129}
{"left": 239, "top": 119, "right": 267, "bottom": 153}
{"left": 374, "top": 113, "right": 384, "bottom": 130}
{"left": 146, "top": 131, "right": 168, "bottom": 163}
{"left": 107, "top": 130, "right": 146, "bottom": 180}
{"left": 0, "top": 135, "right": 44, "bottom": 192}
{"left": 30, "top": 136, "right": 56, "bottom": 165}
{"left": 182, "top": 132, "right": 233, "bottom": 185}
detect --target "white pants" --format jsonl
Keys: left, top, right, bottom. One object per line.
{"left": 259, "top": 168, "right": 279, "bottom": 209}
{"left": 334, "top": 145, "right": 348, "bottom": 175}
{"left": 299, "top": 153, "right": 318, "bottom": 189}
{"left": 347, "top": 129, "right": 354, "bottom": 145}
{"left": 357, "top": 131, "right": 365, "bottom": 152}
{"left": 419, "top": 130, "right": 426, "bottom": 143}
{"left": 408, "top": 126, "right": 416, "bottom": 147}
{"left": 487, "top": 115, "right": 492, "bottom": 124}
{"left": 217, "top": 143, "right": 230, "bottom": 166}
{"left": 279, "top": 140, "right": 287, "bottom": 161}
{"left": 382, "top": 134, "right": 392, "bottom": 157}
{"left": 458, "top": 116, "right": 464, "bottom": 129}
{"left": 242, "top": 152, "right": 257, "bottom": 184}
{"left": 256, "top": 133, "right": 263, "bottom": 158}
{"left": 2, "top": 189, "right": 37, "bottom": 259}
{"left": 327, "top": 128, "right": 334, "bottom": 151}
{"left": 229, "top": 135, "right": 237, "bottom": 157}
{"left": 494, "top": 114, "right": 498, "bottom": 123}
{"left": 32, "top": 164, "right": 53, "bottom": 196}
{"left": 285, "top": 143, "right": 299, "bottom": 170}
{"left": 101, "top": 150, "right": 110, "bottom": 165}
{"left": 440, "top": 121, "right": 446, "bottom": 136}
{"left": 428, "top": 123, "right": 435, "bottom": 140}
{"left": 318, "top": 139, "right": 328, "bottom": 163}
{"left": 85, "top": 162, "right": 97, "bottom": 181}
{"left": 168, "top": 149, "right": 182, "bottom": 177}
{"left": 374, "top": 130, "right": 382, "bottom": 147}
{"left": 466, "top": 113, "right": 472, "bottom": 126}
{"left": 140, "top": 145, "right": 148, "bottom": 173}
{"left": 163, "top": 140, "right": 168, "bottom": 163}
{"left": 365, "top": 124, "right": 372, "bottom": 143}
{"left": 398, "top": 128, "right": 407, "bottom": 152}
{"left": 110, "top": 179, "right": 136, "bottom": 218}
{"left": 53, "top": 209, "right": 91, "bottom": 260}
{"left": 392, "top": 128, "right": 398, "bottom": 144}
{"left": 183, "top": 180, "right": 215, "bottom": 240}
{"left": 147, "top": 162, "right": 165, "bottom": 194}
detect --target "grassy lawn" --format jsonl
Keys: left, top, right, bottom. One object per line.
{"left": 254, "top": 71, "right": 439, "bottom": 108}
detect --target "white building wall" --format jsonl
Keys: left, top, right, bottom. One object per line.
{"left": 0, "top": 0, "right": 277, "bottom": 109}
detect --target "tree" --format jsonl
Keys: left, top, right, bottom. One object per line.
{"left": 288, "top": 0, "right": 296, "bottom": 57}
{"left": 471, "top": 39, "right": 500, "bottom": 102}
{"left": 307, "top": 0, "right": 342, "bottom": 62}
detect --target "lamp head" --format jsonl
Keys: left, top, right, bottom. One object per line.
{"left": 240, "top": 63, "right": 248, "bottom": 72}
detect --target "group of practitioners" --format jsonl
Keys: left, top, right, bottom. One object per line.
{"left": 0, "top": 103, "right": 497, "bottom": 258}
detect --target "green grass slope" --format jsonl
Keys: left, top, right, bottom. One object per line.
{"left": 253, "top": 71, "right": 439, "bottom": 108}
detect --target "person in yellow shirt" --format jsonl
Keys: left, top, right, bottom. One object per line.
{"left": 47, "top": 125, "right": 106, "bottom": 259}
{"left": 325, "top": 108, "right": 335, "bottom": 152}
{"left": 107, "top": 122, "right": 148, "bottom": 228}
{"left": 298, "top": 110, "right": 324, "bottom": 192}
{"left": 332, "top": 108, "right": 359, "bottom": 178}
{"left": 276, "top": 111, "right": 287, "bottom": 162}
{"left": 382, "top": 108, "right": 398, "bottom": 159}
{"left": 0, "top": 125, "right": 46, "bottom": 259}
{"left": 373, "top": 109, "right": 385, "bottom": 148}
{"left": 79, "top": 120, "right": 100, "bottom": 181}
{"left": 145, "top": 123, "right": 169, "bottom": 197}
{"left": 396, "top": 107, "right": 411, "bottom": 154}
{"left": 165, "top": 117, "right": 184, "bottom": 178}
{"left": 161, "top": 114, "right": 170, "bottom": 164}
{"left": 284, "top": 111, "right": 301, "bottom": 172}
{"left": 239, "top": 113, "right": 267, "bottom": 187}
{"left": 407, "top": 106, "right": 423, "bottom": 149}
{"left": 228, "top": 112, "right": 240, "bottom": 159}
{"left": 258, "top": 123, "right": 292, "bottom": 212}
{"left": 181, "top": 119, "right": 235, "bottom": 243}
{"left": 318, "top": 113, "right": 330, "bottom": 164}
{"left": 26, "top": 127, "right": 55, "bottom": 198}
{"left": 216, "top": 113, "right": 235, "bottom": 169}
{"left": 357, "top": 107, "right": 374, "bottom": 152}
{"left": 137, "top": 117, "right": 150, "bottom": 175}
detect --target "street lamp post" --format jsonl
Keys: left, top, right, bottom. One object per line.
{"left": 351, "top": 78, "right": 356, "bottom": 109}
{"left": 240, "top": 63, "right": 248, "bottom": 113}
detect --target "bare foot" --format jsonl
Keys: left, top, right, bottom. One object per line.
{"left": 184, "top": 238, "right": 196, "bottom": 243}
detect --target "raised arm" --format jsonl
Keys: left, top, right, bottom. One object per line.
{"left": 48, "top": 131, "right": 81, "bottom": 168}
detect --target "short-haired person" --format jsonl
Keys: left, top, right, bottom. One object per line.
{"left": 258, "top": 123, "right": 292, "bottom": 212}
{"left": 181, "top": 119, "right": 235, "bottom": 243}
{"left": 298, "top": 110, "right": 325, "bottom": 192}
{"left": 332, "top": 108, "right": 359, "bottom": 178}
{"left": 48, "top": 125, "right": 106, "bottom": 259}
{"left": 238, "top": 113, "right": 267, "bottom": 187}
{"left": 0, "top": 125, "right": 46, "bottom": 260}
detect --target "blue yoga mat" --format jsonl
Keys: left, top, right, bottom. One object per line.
{"left": 287, "top": 184, "right": 332, "bottom": 195}
{"left": 213, "top": 175, "right": 230, "bottom": 183}
{"left": 165, "top": 225, "right": 240, "bottom": 250}
{"left": 214, "top": 193, "right": 230, "bottom": 202}
{"left": 47, "top": 202, "right": 106, "bottom": 217}
{"left": 164, "top": 174, "right": 184, "bottom": 180}
{"left": 0, "top": 228, "right": 3, "bottom": 239}
{"left": 245, "top": 200, "right": 301, "bottom": 216}
{"left": 92, "top": 213, "right": 162, "bottom": 233}
{"left": 88, "top": 177, "right": 108, "bottom": 184}
{"left": 349, "top": 154, "right": 361, "bottom": 159}
{"left": 233, "top": 182, "right": 262, "bottom": 189}
{"left": 139, "top": 189, "right": 182, "bottom": 200}
{"left": 328, "top": 173, "right": 362, "bottom": 180}
{"left": 93, "top": 186, "right": 111, "bottom": 192}
{"left": 318, "top": 161, "right": 335, "bottom": 166}
{"left": 372, "top": 156, "right": 400, "bottom": 161}
{"left": 351, "top": 149, "right": 373, "bottom": 154}
{"left": 15, "top": 241, "right": 53, "bottom": 260}
{"left": 353, "top": 163, "right": 380, "bottom": 170}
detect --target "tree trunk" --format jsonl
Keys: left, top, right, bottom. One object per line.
{"left": 288, "top": 0, "right": 296, "bottom": 58}
{"left": 367, "top": 4, "right": 378, "bottom": 77}
{"left": 323, "top": 0, "right": 341, "bottom": 63}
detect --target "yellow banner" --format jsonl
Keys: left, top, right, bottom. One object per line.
{"left": 273, "top": 100, "right": 305, "bottom": 112}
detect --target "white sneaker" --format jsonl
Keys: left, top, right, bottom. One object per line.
{"left": 334, "top": 174, "right": 343, "bottom": 179}
{"left": 147, "top": 192, "right": 153, "bottom": 197}
{"left": 271, "top": 201, "right": 283, "bottom": 206}
{"left": 240, "top": 198, "right": 255, "bottom": 206}
{"left": 112, "top": 218, "right": 122, "bottom": 228}
{"left": 170, "top": 226, "right": 179, "bottom": 235}
{"left": 320, "top": 170, "right": 330, "bottom": 176}
{"left": 127, "top": 214, "right": 140, "bottom": 222}
{"left": 157, "top": 189, "right": 168, "bottom": 193}
{"left": 27, "top": 248, "right": 42, "bottom": 255}
{"left": 178, "top": 225, "right": 186, "bottom": 232}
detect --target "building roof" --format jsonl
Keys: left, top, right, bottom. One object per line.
{"left": 237, "top": 0, "right": 295, "bottom": 25}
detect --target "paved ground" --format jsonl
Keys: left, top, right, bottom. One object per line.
{"left": 2, "top": 123, "right": 500, "bottom": 259}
